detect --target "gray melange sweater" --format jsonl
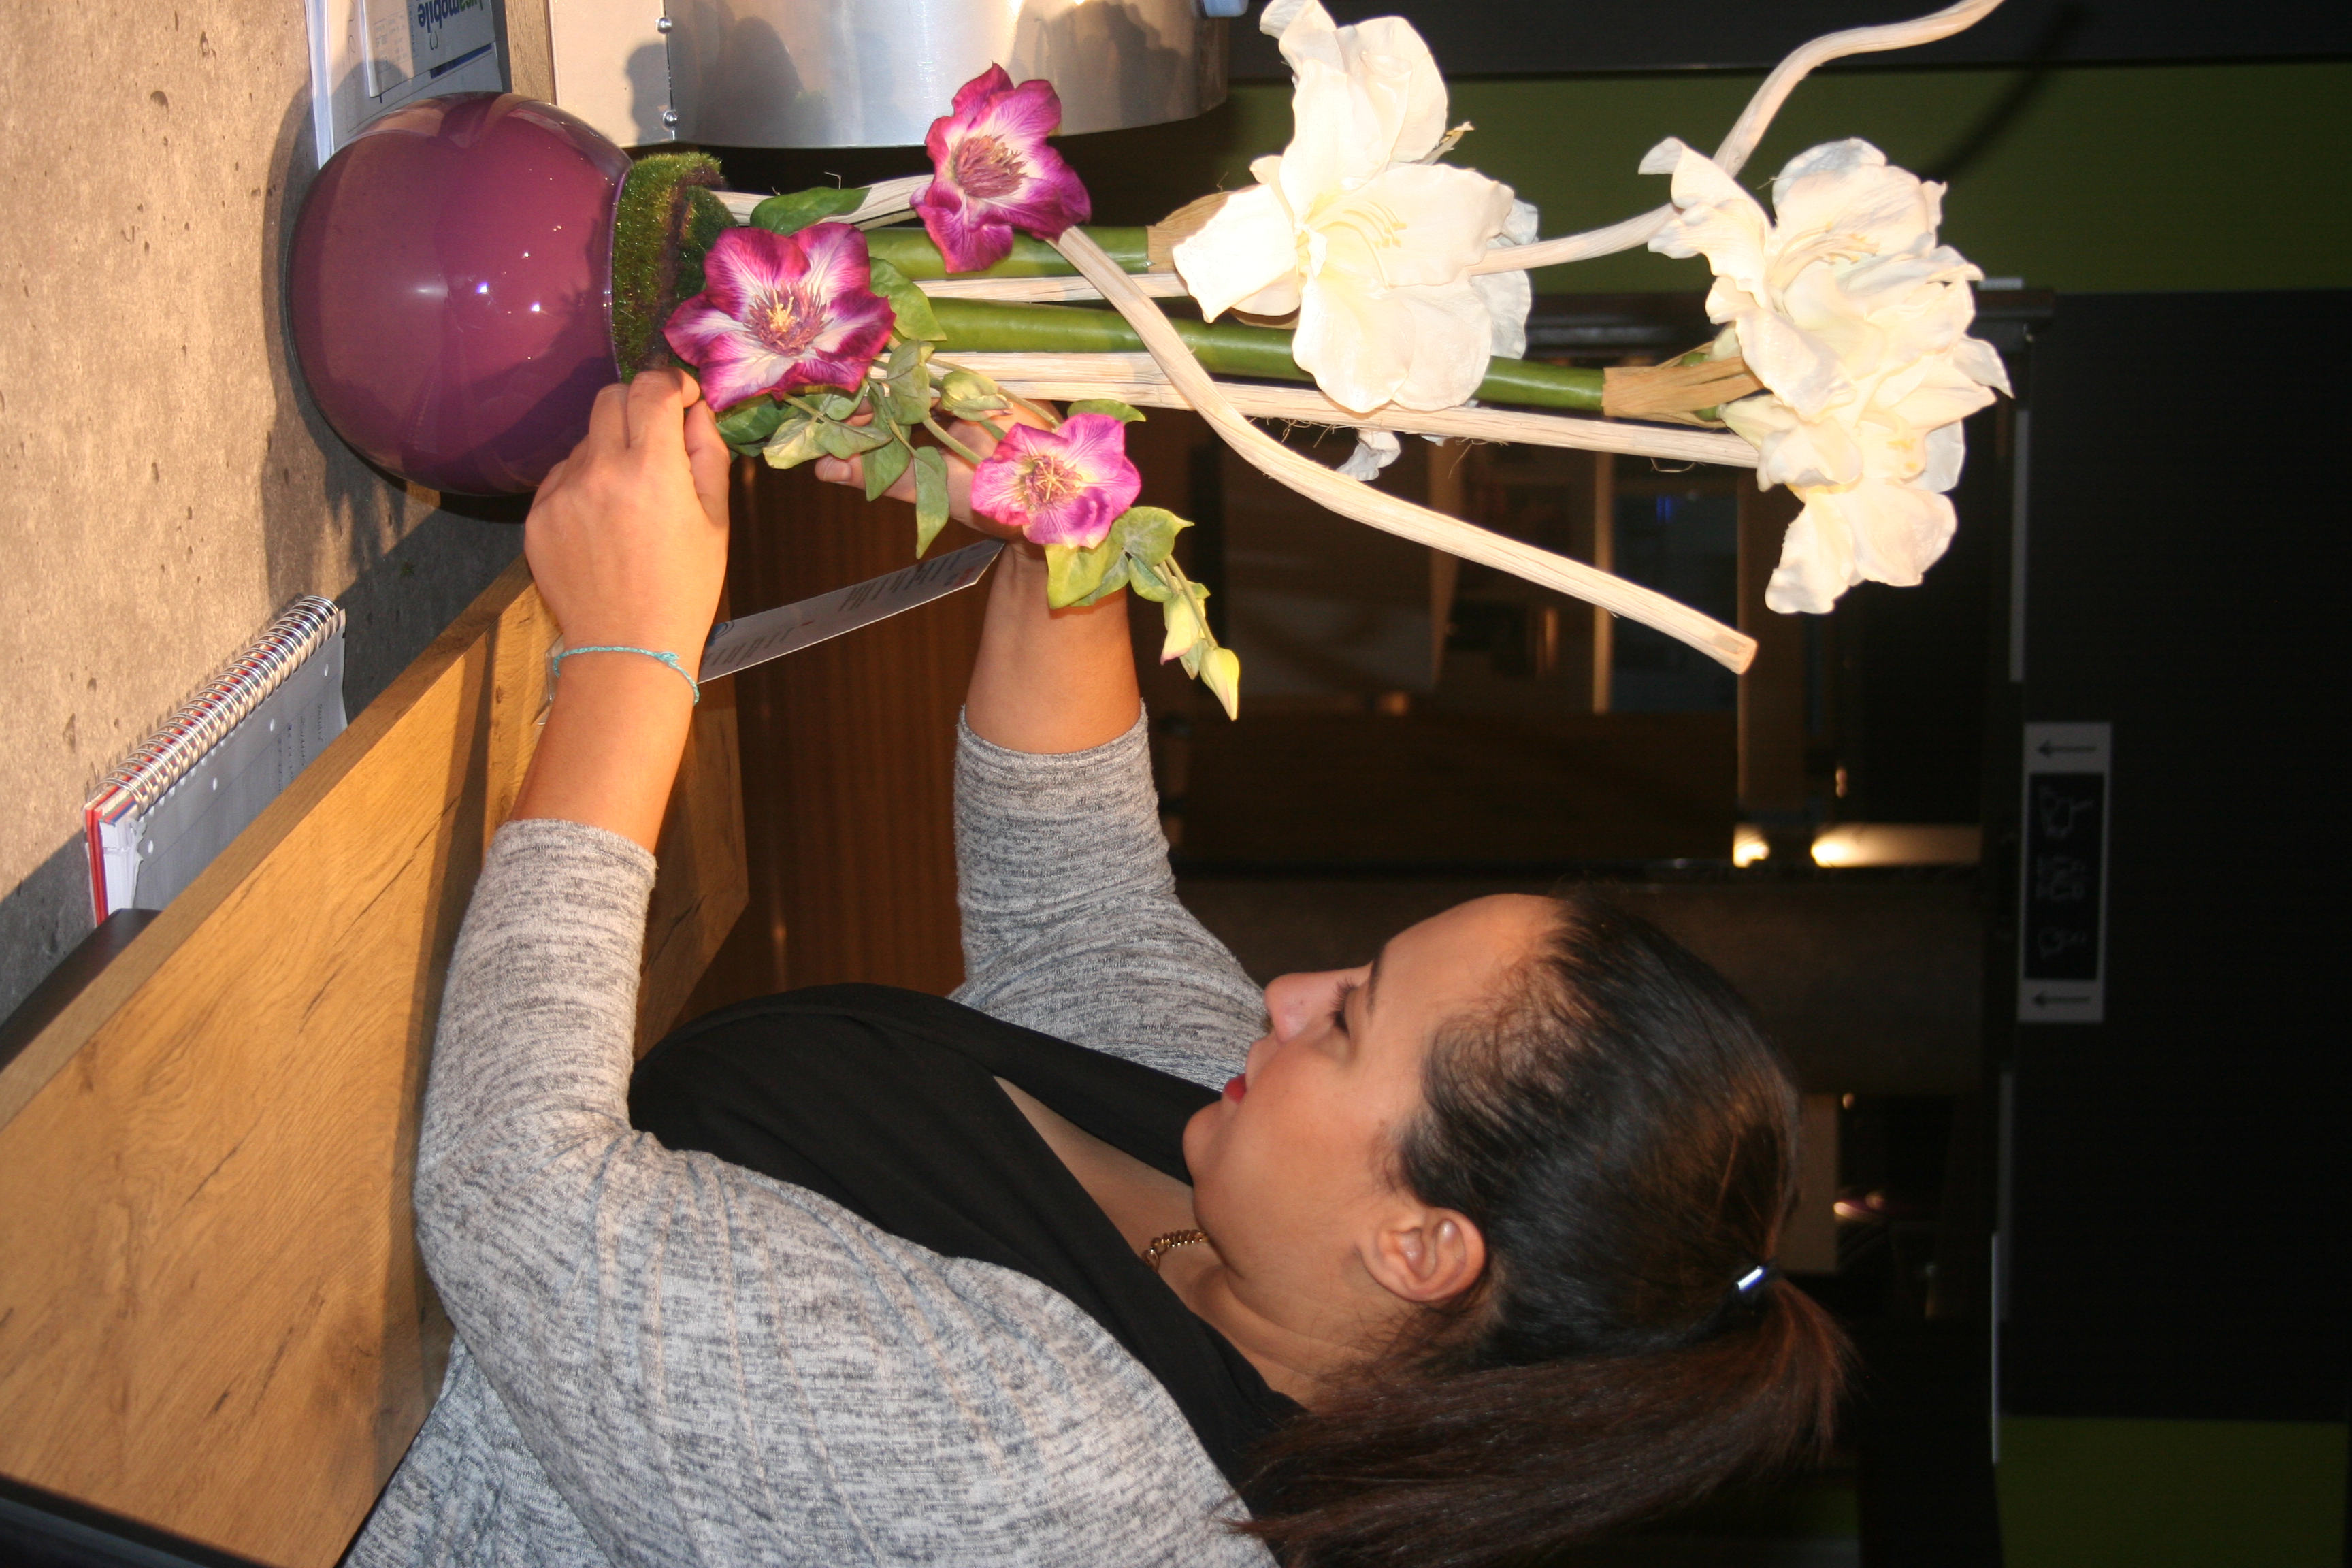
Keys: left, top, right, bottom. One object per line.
{"left": 350, "top": 715, "right": 1277, "bottom": 1567}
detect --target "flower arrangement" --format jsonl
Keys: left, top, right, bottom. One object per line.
{"left": 621, "top": 0, "right": 2011, "bottom": 715}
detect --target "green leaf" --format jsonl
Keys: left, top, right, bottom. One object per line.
{"left": 818, "top": 391, "right": 862, "bottom": 421}
{"left": 1157, "top": 589, "right": 1205, "bottom": 663}
{"left": 1124, "top": 553, "right": 1173, "bottom": 603}
{"left": 1066, "top": 398, "right": 1147, "bottom": 424}
{"left": 747, "top": 185, "right": 868, "bottom": 237}
{"left": 863, "top": 436, "right": 913, "bottom": 501}
{"left": 1109, "top": 506, "right": 1189, "bottom": 569}
{"left": 817, "top": 418, "right": 893, "bottom": 460}
{"left": 883, "top": 342, "right": 936, "bottom": 427}
{"left": 1200, "top": 644, "right": 1242, "bottom": 720}
{"left": 1046, "top": 536, "right": 1126, "bottom": 609}
{"left": 762, "top": 414, "right": 828, "bottom": 470}
{"left": 937, "top": 368, "right": 1007, "bottom": 419}
{"left": 912, "top": 446, "right": 952, "bottom": 555}
{"left": 866, "top": 256, "right": 945, "bottom": 342}
{"left": 715, "top": 396, "right": 787, "bottom": 452}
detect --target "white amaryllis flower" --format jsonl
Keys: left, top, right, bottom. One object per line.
{"left": 1173, "top": 0, "right": 1518, "bottom": 416}
{"left": 1644, "top": 136, "right": 2012, "bottom": 613}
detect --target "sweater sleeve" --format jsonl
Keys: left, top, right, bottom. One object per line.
{"left": 949, "top": 713, "right": 1267, "bottom": 1090}
{"left": 412, "top": 817, "right": 1269, "bottom": 1567}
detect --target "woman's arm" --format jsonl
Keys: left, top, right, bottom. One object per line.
{"left": 816, "top": 415, "right": 1139, "bottom": 754}
{"left": 820, "top": 420, "right": 1265, "bottom": 1085}
{"left": 510, "top": 370, "right": 732, "bottom": 849}
{"left": 418, "top": 382, "right": 1264, "bottom": 1565}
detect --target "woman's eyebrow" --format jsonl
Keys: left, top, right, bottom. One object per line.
{"left": 1365, "top": 945, "right": 1389, "bottom": 1011}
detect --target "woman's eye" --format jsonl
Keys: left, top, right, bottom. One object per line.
{"left": 1328, "top": 979, "right": 1360, "bottom": 1034}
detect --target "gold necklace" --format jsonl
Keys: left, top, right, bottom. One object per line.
{"left": 1141, "top": 1228, "right": 1208, "bottom": 1272}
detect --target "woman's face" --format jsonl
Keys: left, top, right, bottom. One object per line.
{"left": 1183, "top": 894, "right": 1554, "bottom": 1303}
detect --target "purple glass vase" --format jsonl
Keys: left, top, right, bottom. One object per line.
{"left": 289, "top": 93, "right": 632, "bottom": 496}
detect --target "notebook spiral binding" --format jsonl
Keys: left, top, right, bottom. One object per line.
{"left": 84, "top": 596, "right": 346, "bottom": 828}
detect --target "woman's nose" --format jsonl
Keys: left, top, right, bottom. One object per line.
{"left": 1263, "top": 968, "right": 1357, "bottom": 1041}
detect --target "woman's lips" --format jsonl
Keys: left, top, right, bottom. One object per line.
{"left": 1223, "top": 1075, "right": 1247, "bottom": 1102}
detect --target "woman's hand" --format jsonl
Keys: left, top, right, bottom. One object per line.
{"left": 815, "top": 400, "right": 1143, "bottom": 755}
{"left": 512, "top": 370, "right": 732, "bottom": 851}
{"left": 527, "top": 370, "right": 732, "bottom": 668}
{"left": 812, "top": 407, "right": 1052, "bottom": 555}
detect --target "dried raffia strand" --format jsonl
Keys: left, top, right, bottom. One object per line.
{"left": 1467, "top": 0, "right": 2007, "bottom": 276}
{"left": 1045, "top": 227, "right": 1758, "bottom": 674}
{"left": 919, "top": 274, "right": 1191, "bottom": 302}
{"left": 940, "top": 353, "right": 1760, "bottom": 468}
{"left": 1601, "top": 357, "right": 1765, "bottom": 423}
{"left": 715, "top": 175, "right": 927, "bottom": 230}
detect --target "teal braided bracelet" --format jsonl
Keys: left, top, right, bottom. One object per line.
{"left": 549, "top": 644, "right": 700, "bottom": 705}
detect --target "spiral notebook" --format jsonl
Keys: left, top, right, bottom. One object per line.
{"left": 84, "top": 598, "right": 348, "bottom": 923}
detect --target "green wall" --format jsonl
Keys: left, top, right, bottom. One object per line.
{"left": 2000, "top": 1417, "right": 2348, "bottom": 1568}
{"left": 1077, "top": 61, "right": 2352, "bottom": 296}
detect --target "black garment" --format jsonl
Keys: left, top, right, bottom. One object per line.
{"left": 629, "top": 982, "right": 1298, "bottom": 1501}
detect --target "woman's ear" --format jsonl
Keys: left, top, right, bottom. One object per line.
{"left": 1365, "top": 1209, "right": 1486, "bottom": 1306}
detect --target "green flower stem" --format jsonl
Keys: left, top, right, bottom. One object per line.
{"left": 920, "top": 414, "right": 988, "bottom": 468}
{"left": 929, "top": 298, "right": 1607, "bottom": 414}
{"left": 864, "top": 227, "right": 1152, "bottom": 280}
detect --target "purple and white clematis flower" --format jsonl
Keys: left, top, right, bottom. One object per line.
{"left": 913, "top": 66, "right": 1092, "bottom": 274}
{"left": 663, "top": 223, "right": 896, "bottom": 411}
{"left": 969, "top": 414, "right": 1141, "bottom": 549}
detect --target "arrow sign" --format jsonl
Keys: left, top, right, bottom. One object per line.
{"left": 2019, "top": 721, "right": 2112, "bottom": 1024}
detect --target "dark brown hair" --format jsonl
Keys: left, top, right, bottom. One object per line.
{"left": 1239, "top": 892, "right": 1850, "bottom": 1567}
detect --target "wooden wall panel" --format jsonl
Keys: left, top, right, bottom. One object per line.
{"left": 0, "top": 558, "right": 744, "bottom": 1565}
{"left": 687, "top": 459, "right": 990, "bottom": 1009}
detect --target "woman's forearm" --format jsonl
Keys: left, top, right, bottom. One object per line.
{"left": 964, "top": 546, "right": 1141, "bottom": 754}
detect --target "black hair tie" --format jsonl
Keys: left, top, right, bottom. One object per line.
{"left": 1733, "top": 1260, "right": 1778, "bottom": 1297}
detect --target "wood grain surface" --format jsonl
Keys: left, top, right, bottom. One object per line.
{"left": 690, "top": 459, "right": 990, "bottom": 1007}
{"left": 0, "top": 557, "right": 744, "bottom": 1565}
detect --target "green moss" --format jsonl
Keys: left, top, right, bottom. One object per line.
{"left": 611, "top": 152, "right": 728, "bottom": 376}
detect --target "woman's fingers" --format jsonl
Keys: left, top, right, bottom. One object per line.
{"left": 623, "top": 368, "right": 694, "bottom": 453}
{"left": 583, "top": 379, "right": 632, "bottom": 454}
{"left": 682, "top": 399, "right": 732, "bottom": 529}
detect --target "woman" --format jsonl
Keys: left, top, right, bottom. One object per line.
{"left": 353, "top": 370, "right": 1846, "bottom": 1568}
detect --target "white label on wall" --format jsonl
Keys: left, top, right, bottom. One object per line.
{"left": 2018, "top": 722, "right": 2111, "bottom": 1023}
{"left": 307, "top": 0, "right": 508, "bottom": 165}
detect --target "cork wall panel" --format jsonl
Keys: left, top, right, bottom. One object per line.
{"left": 0, "top": 0, "right": 556, "bottom": 1019}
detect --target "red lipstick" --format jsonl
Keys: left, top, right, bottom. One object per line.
{"left": 1223, "top": 1075, "right": 1247, "bottom": 1102}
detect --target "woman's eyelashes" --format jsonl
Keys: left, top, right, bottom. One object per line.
{"left": 1328, "top": 978, "right": 1362, "bottom": 1036}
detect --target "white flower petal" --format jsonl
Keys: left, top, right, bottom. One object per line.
{"left": 1765, "top": 496, "right": 1857, "bottom": 615}
{"left": 1920, "top": 419, "right": 1967, "bottom": 494}
{"left": 1648, "top": 144, "right": 1772, "bottom": 303}
{"left": 1380, "top": 281, "right": 1498, "bottom": 411}
{"left": 1838, "top": 479, "right": 1957, "bottom": 587}
{"left": 1639, "top": 135, "right": 1690, "bottom": 177}
{"left": 1337, "top": 427, "right": 1402, "bottom": 479}
{"left": 1473, "top": 198, "right": 1538, "bottom": 358}
{"left": 1332, "top": 16, "right": 1449, "bottom": 162}
{"left": 1473, "top": 265, "right": 1530, "bottom": 359}
{"left": 1260, "top": 0, "right": 1309, "bottom": 37}
{"left": 1950, "top": 333, "right": 2013, "bottom": 397}
{"left": 1174, "top": 183, "right": 1301, "bottom": 322}
{"left": 1294, "top": 272, "right": 1416, "bottom": 413}
{"left": 1319, "top": 163, "right": 1512, "bottom": 290}
{"left": 1735, "top": 307, "right": 1851, "bottom": 422}
{"left": 1279, "top": 58, "right": 1389, "bottom": 215}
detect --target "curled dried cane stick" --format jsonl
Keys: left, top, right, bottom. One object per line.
{"left": 1047, "top": 227, "right": 1759, "bottom": 674}
{"left": 1468, "top": 0, "right": 2007, "bottom": 276}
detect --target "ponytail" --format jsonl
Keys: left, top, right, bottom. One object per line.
{"left": 1239, "top": 895, "right": 1852, "bottom": 1567}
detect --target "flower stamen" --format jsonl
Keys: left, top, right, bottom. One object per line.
{"left": 951, "top": 135, "right": 1028, "bottom": 201}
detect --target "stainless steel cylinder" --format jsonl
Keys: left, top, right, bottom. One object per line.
{"left": 664, "top": 0, "right": 1229, "bottom": 148}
